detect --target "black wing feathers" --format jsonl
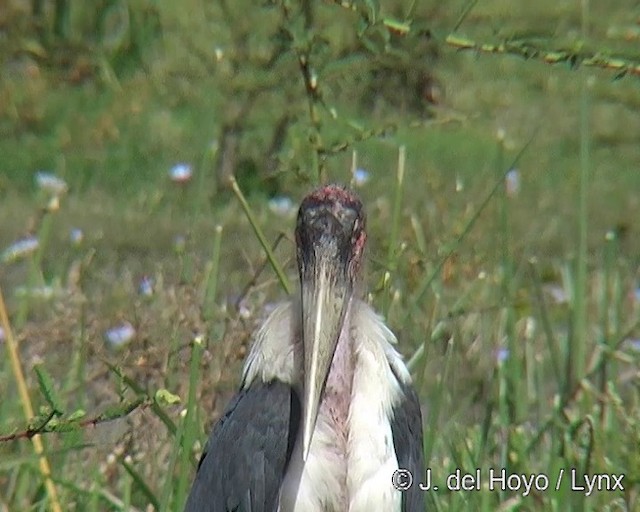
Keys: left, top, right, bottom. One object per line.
{"left": 390, "top": 382, "right": 426, "bottom": 512}
{"left": 184, "top": 380, "right": 300, "bottom": 512}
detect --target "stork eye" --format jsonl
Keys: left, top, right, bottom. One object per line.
{"left": 335, "top": 207, "right": 357, "bottom": 229}
{"left": 301, "top": 207, "right": 320, "bottom": 225}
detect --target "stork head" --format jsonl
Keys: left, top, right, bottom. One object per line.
{"left": 295, "top": 185, "right": 366, "bottom": 460}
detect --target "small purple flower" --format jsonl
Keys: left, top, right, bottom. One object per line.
{"left": 1, "top": 237, "right": 39, "bottom": 263}
{"left": 544, "top": 284, "right": 569, "bottom": 304}
{"left": 505, "top": 169, "right": 520, "bottom": 197}
{"left": 353, "top": 168, "right": 370, "bottom": 187}
{"left": 496, "top": 347, "right": 510, "bottom": 363}
{"left": 139, "top": 276, "right": 154, "bottom": 296}
{"left": 169, "top": 163, "right": 193, "bottom": 183}
{"left": 70, "top": 228, "right": 84, "bottom": 245}
{"left": 35, "top": 171, "right": 68, "bottom": 195}
{"left": 0, "top": 327, "right": 5, "bottom": 342}
{"left": 268, "top": 196, "right": 295, "bottom": 217}
{"left": 104, "top": 322, "right": 136, "bottom": 349}
{"left": 624, "top": 339, "right": 640, "bottom": 352}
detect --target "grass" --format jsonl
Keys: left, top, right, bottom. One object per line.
{"left": 1, "top": 0, "right": 640, "bottom": 511}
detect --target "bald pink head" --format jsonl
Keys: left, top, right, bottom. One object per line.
{"left": 295, "top": 185, "right": 367, "bottom": 285}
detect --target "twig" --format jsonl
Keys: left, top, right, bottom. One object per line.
{"left": 279, "top": 0, "right": 327, "bottom": 183}
{"left": 234, "top": 233, "right": 289, "bottom": 313}
{"left": 230, "top": 176, "right": 292, "bottom": 295}
{"left": 317, "top": 123, "right": 398, "bottom": 156}
{"left": 446, "top": 34, "right": 640, "bottom": 78}
{"left": 0, "top": 397, "right": 150, "bottom": 442}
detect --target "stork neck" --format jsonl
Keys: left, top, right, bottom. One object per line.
{"left": 321, "top": 301, "right": 355, "bottom": 432}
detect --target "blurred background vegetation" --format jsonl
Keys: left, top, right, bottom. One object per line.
{"left": 1, "top": 0, "right": 639, "bottom": 510}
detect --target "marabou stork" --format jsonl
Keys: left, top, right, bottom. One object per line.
{"left": 185, "top": 185, "right": 425, "bottom": 512}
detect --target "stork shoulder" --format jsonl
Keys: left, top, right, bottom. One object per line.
{"left": 242, "top": 301, "right": 301, "bottom": 388}
{"left": 185, "top": 380, "right": 300, "bottom": 512}
{"left": 352, "top": 300, "right": 413, "bottom": 387}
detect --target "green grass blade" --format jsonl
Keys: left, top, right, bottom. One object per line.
{"left": 230, "top": 176, "right": 292, "bottom": 295}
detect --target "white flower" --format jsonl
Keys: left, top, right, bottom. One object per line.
{"left": 35, "top": 172, "right": 68, "bottom": 195}
{"left": 70, "top": 228, "right": 84, "bottom": 245}
{"left": 496, "top": 347, "right": 509, "bottom": 363}
{"left": 268, "top": 196, "right": 295, "bottom": 217}
{"left": 624, "top": 339, "right": 640, "bottom": 352}
{"left": 169, "top": 163, "right": 193, "bottom": 183}
{"left": 1, "top": 237, "right": 39, "bottom": 263}
{"left": 139, "top": 276, "right": 154, "bottom": 296}
{"left": 353, "top": 168, "right": 370, "bottom": 187}
{"left": 104, "top": 322, "right": 136, "bottom": 349}
{"left": 505, "top": 169, "right": 520, "bottom": 197}
{"left": 544, "top": 284, "right": 569, "bottom": 304}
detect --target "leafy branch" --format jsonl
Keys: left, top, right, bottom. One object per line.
{"left": 446, "top": 34, "right": 640, "bottom": 78}
{"left": 0, "top": 397, "right": 150, "bottom": 442}
{"left": 279, "top": 0, "right": 328, "bottom": 184}
{"left": 328, "top": 1, "right": 640, "bottom": 80}
{"left": 0, "top": 360, "right": 181, "bottom": 444}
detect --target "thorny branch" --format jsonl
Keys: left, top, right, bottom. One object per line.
{"left": 446, "top": 34, "right": 640, "bottom": 78}
{"left": 329, "top": 1, "right": 640, "bottom": 79}
{"left": 0, "top": 397, "right": 150, "bottom": 443}
{"left": 279, "top": 0, "right": 328, "bottom": 183}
